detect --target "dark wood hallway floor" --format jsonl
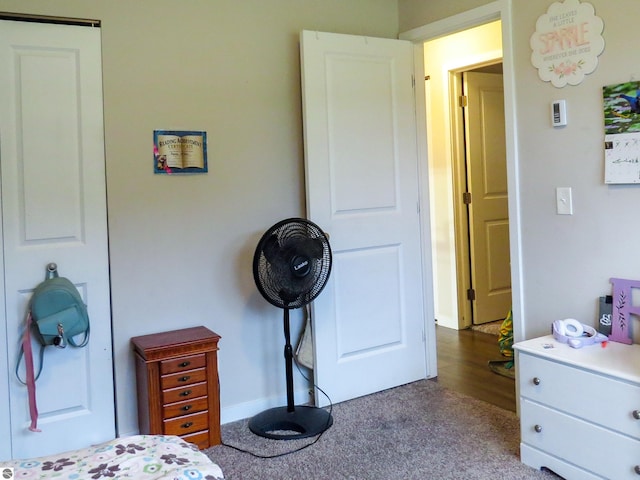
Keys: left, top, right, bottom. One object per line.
{"left": 433, "top": 325, "right": 516, "bottom": 412}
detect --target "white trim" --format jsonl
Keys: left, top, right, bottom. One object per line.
{"left": 411, "top": 43, "right": 438, "bottom": 378}
{"left": 400, "top": 0, "right": 524, "bottom": 343}
{"left": 220, "top": 387, "right": 311, "bottom": 425}
{"left": 443, "top": 49, "right": 503, "bottom": 74}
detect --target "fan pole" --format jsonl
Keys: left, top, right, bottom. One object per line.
{"left": 248, "top": 306, "right": 333, "bottom": 440}
{"left": 283, "top": 308, "right": 295, "bottom": 413}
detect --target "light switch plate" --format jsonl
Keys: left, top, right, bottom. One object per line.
{"left": 552, "top": 100, "right": 567, "bottom": 127}
{"left": 556, "top": 187, "right": 573, "bottom": 215}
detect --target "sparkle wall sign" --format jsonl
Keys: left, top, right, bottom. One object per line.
{"left": 530, "top": 0, "right": 604, "bottom": 88}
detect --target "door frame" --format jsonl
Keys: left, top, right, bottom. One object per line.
{"left": 451, "top": 68, "right": 474, "bottom": 329}
{"left": 401, "top": 0, "right": 524, "bottom": 343}
{"left": 460, "top": 69, "right": 512, "bottom": 326}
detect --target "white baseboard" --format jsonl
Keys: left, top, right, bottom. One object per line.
{"left": 221, "top": 387, "right": 311, "bottom": 425}
{"left": 436, "top": 314, "right": 459, "bottom": 330}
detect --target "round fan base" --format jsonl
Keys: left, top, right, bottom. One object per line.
{"left": 248, "top": 405, "right": 333, "bottom": 440}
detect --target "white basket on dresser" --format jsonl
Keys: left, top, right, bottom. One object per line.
{"left": 514, "top": 334, "right": 640, "bottom": 480}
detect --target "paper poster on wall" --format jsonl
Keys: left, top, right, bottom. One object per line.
{"left": 153, "top": 130, "right": 208, "bottom": 174}
{"left": 603, "top": 82, "right": 640, "bottom": 184}
{"left": 530, "top": 0, "right": 604, "bottom": 88}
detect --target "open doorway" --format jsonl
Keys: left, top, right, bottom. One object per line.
{"left": 423, "top": 20, "right": 510, "bottom": 331}
{"left": 422, "top": 21, "right": 515, "bottom": 409}
{"left": 399, "top": 0, "right": 522, "bottom": 410}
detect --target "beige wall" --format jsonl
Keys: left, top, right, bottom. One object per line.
{"left": 399, "top": 0, "right": 491, "bottom": 32}
{"left": 0, "top": 0, "right": 399, "bottom": 436}
{"left": 401, "top": 0, "right": 640, "bottom": 340}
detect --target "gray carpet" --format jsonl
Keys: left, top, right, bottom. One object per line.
{"left": 205, "top": 379, "right": 559, "bottom": 480}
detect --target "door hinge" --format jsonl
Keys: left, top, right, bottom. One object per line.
{"left": 463, "top": 192, "right": 472, "bottom": 204}
{"left": 459, "top": 95, "right": 468, "bottom": 107}
{"left": 467, "top": 288, "right": 476, "bottom": 301}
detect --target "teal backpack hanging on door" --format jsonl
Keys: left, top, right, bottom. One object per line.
{"left": 29, "top": 263, "right": 90, "bottom": 349}
{"left": 16, "top": 263, "right": 91, "bottom": 431}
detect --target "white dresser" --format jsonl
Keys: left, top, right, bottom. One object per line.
{"left": 514, "top": 335, "right": 640, "bottom": 479}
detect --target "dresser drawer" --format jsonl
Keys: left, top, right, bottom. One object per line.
{"left": 181, "top": 430, "right": 211, "bottom": 450}
{"left": 519, "top": 352, "right": 640, "bottom": 439}
{"left": 521, "top": 399, "right": 640, "bottom": 479}
{"left": 162, "top": 381, "right": 208, "bottom": 404}
{"left": 160, "top": 354, "right": 206, "bottom": 375}
{"left": 164, "top": 411, "right": 209, "bottom": 436}
{"left": 161, "top": 367, "right": 207, "bottom": 390}
{"left": 163, "top": 396, "right": 208, "bottom": 419}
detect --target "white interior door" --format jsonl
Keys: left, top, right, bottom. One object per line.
{"left": 463, "top": 71, "right": 512, "bottom": 325}
{"left": 0, "top": 19, "right": 114, "bottom": 460}
{"left": 300, "top": 30, "right": 427, "bottom": 406}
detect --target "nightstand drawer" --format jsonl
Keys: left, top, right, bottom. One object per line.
{"left": 161, "top": 367, "right": 206, "bottom": 390}
{"left": 162, "top": 381, "right": 208, "bottom": 404}
{"left": 521, "top": 399, "right": 640, "bottom": 480}
{"left": 163, "top": 396, "right": 208, "bottom": 419}
{"left": 161, "top": 354, "right": 206, "bottom": 375}
{"left": 519, "top": 352, "right": 640, "bottom": 439}
{"left": 164, "top": 411, "right": 209, "bottom": 436}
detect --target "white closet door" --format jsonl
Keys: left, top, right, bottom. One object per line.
{"left": 0, "top": 19, "right": 114, "bottom": 460}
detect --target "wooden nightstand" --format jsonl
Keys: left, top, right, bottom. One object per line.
{"left": 131, "top": 326, "right": 221, "bottom": 449}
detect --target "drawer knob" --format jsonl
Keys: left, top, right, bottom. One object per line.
{"left": 635, "top": 465, "right": 640, "bottom": 475}
{"left": 182, "top": 405, "right": 192, "bottom": 412}
{"left": 179, "top": 361, "right": 191, "bottom": 367}
{"left": 534, "top": 424, "right": 542, "bottom": 433}
{"left": 179, "top": 389, "right": 192, "bottom": 397}
{"left": 532, "top": 377, "right": 541, "bottom": 386}
{"left": 181, "top": 421, "right": 193, "bottom": 429}
{"left": 178, "top": 375, "right": 191, "bottom": 382}
{"left": 633, "top": 410, "right": 640, "bottom": 420}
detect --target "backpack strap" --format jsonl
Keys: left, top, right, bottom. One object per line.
{"left": 15, "top": 339, "right": 45, "bottom": 384}
{"left": 15, "top": 312, "right": 42, "bottom": 432}
{"left": 67, "top": 324, "right": 90, "bottom": 348}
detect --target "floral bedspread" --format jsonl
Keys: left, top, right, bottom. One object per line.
{"left": 0, "top": 435, "right": 224, "bottom": 479}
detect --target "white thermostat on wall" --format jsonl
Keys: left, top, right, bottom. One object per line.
{"left": 551, "top": 100, "right": 567, "bottom": 127}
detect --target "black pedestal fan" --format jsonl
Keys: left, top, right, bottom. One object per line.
{"left": 249, "top": 217, "right": 333, "bottom": 440}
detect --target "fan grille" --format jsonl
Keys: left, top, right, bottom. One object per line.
{"left": 253, "top": 218, "right": 332, "bottom": 310}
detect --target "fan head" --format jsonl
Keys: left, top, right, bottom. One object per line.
{"left": 253, "top": 217, "right": 332, "bottom": 310}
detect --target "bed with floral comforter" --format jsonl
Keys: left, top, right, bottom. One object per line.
{"left": 0, "top": 435, "right": 224, "bottom": 479}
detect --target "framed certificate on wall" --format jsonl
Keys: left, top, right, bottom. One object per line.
{"left": 153, "top": 130, "right": 208, "bottom": 174}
